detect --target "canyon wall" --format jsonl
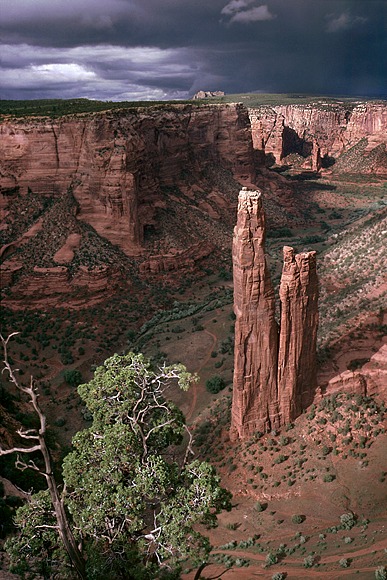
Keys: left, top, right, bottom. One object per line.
{"left": 0, "top": 103, "right": 255, "bottom": 255}
{"left": 230, "top": 189, "right": 319, "bottom": 440}
{"left": 249, "top": 101, "right": 387, "bottom": 172}
{"left": 1, "top": 103, "right": 256, "bottom": 304}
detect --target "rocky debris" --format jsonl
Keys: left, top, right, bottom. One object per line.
{"left": 327, "top": 344, "right": 387, "bottom": 401}
{"left": 8, "top": 264, "right": 121, "bottom": 304}
{"left": 230, "top": 189, "right": 319, "bottom": 440}
{"left": 230, "top": 188, "right": 280, "bottom": 440}
{"left": 249, "top": 101, "right": 387, "bottom": 172}
{"left": 139, "top": 241, "right": 214, "bottom": 274}
{"left": 278, "top": 247, "right": 319, "bottom": 422}
{"left": 53, "top": 233, "right": 82, "bottom": 264}
{"left": 0, "top": 260, "right": 23, "bottom": 286}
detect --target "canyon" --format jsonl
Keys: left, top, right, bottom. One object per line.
{"left": 249, "top": 100, "right": 387, "bottom": 172}
{"left": 1, "top": 98, "right": 386, "bottom": 307}
{"left": 1, "top": 96, "right": 386, "bottom": 578}
{"left": 0, "top": 103, "right": 255, "bottom": 305}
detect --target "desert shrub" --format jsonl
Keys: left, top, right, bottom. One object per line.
{"left": 54, "top": 417, "right": 66, "bottom": 427}
{"left": 375, "top": 567, "right": 387, "bottom": 580}
{"left": 63, "top": 369, "right": 83, "bottom": 387}
{"left": 219, "top": 267, "right": 232, "bottom": 281}
{"left": 171, "top": 325, "right": 184, "bottom": 333}
{"left": 302, "top": 235, "right": 324, "bottom": 244}
{"left": 303, "top": 555, "right": 315, "bottom": 568}
{"left": 226, "top": 522, "right": 239, "bottom": 530}
{"left": 323, "top": 474, "right": 335, "bottom": 482}
{"left": 267, "top": 227, "right": 293, "bottom": 239}
{"left": 292, "top": 514, "right": 305, "bottom": 524}
{"left": 206, "top": 376, "right": 226, "bottom": 394}
{"left": 273, "top": 454, "right": 287, "bottom": 464}
{"left": 272, "top": 573, "right": 286, "bottom": 580}
{"left": 340, "top": 558, "right": 350, "bottom": 568}
{"left": 265, "top": 552, "right": 278, "bottom": 566}
{"left": 255, "top": 502, "right": 267, "bottom": 512}
{"left": 340, "top": 512, "right": 356, "bottom": 530}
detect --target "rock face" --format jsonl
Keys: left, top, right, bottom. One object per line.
{"left": 230, "top": 190, "right": 319, "bottom": 440}
{"left": 193, "top": 91, "right": 225, "bottom": 99}
{"left": 1, "top": 103, "right": 256, "bottom": 305}
{"left": 327, "top": 344, "right": 387, "bottom": 401}
{"left": 249, "top": 101, "right": 387, "bottom": 172}
{"left": 0, "top": 103, "right": 255, "bottom": 255}
{"left": 230, "top": 189, "right": 280, "bottom": 440}
{"left": 277, "top": 247, "right": 319, "bottom": 422}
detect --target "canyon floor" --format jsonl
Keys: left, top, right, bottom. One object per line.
{"left": 1, "top": 167, "right": 386, "bottom": 578}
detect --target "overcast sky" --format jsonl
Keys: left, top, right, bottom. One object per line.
{"left": 1, "top": 0, "right": 386, "bottom": 101}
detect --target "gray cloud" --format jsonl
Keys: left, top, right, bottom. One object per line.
{"left": 221, "top": 2, "right": 276, "bottom": 24}
{"left": 0, "top": 0, "right": 386, "bottom": 101}
{"left": 326, "top": 11, "right": 367, "bottom": 33}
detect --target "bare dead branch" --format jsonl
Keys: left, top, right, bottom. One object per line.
{"left": 0, "top": 444, "right": 42, "bottom": 456}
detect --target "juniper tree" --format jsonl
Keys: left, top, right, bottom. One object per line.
{"left": 1, "top": 336, "right": 231, "bottom": 579}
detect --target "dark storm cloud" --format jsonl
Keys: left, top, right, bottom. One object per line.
{"left": 1, "top": 0, "right": 386, "bottom": 101}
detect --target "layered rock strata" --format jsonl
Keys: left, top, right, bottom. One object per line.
{"left": 0, "top": 103, "right": 255, "bottom": 255}
{"left": 326, "top": 344, "right": 387, "bottom": 401}
{"left": 249, "top": 101, "right": 387, "bottom": 172}
{"left": 230, "top": 189, "right": 319, "bottom": 440}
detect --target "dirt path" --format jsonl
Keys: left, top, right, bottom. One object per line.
{"left": 212, "top": 537, "right": 387, "bottom": 564}
{"left": 186, "top": 329, "right": 217, "bottom": 421}
{"left": 183, "top": 538, "right": 387, "bottom": 579}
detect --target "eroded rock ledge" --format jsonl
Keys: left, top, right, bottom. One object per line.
{"left": 230, "top": 188, "right": 319, "bottom": 440}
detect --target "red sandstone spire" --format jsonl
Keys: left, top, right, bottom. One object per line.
{"left": 277, "top": 246, "right": 319, "bottom": 423}
{"left": 230, "top": 188, "right": 280, "bottom": 440}
{"left": 230, "top": 191, "right": 319, "bottom": 440}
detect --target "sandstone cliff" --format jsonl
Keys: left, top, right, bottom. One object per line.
{"left": 230, "top": 189, "right": 319, "bottom": 440}
{"left": 1, "top": 103, "right": 255, "bottom": 254}
{"left": 1, "top": 103, "right": 255, "bottom": 305}
{"left": 249, "top": 101, "right": 387, "bottom": 172}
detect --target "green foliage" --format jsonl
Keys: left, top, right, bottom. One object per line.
{"left": 303, "top": 555, "right": 315, "bottom": 568}
{"left": 375, "top": 567, "right": 387, "bottom": 580}
{"left": 340, "top": 512, "right": 356, "bottom": 530}
{"left": 291, "top": 514, "right": 305, "bottom": 524}
{"left": 5, "top": 491, "right": 68, "bottom": 576}
{"left": 339, "top": 558, "right": 350, "bottom": 568}
{"left": 265, "top": 552, "right": 278, "bottom": 566}
{"left": 63, "top": 369, "right": 83, "bottom": 387}
{"left": 6, "top": 353, "right": 230, "bottom": 578}
{"left": 206, "top": 375, "right": 226, "bottom": 394}
{"left": 218, "top": 267, "right": 232, "bottom": 281}
{"left": 267, "top": 227, "right": 293, "bottom": 239}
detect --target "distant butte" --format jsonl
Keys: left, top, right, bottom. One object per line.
{"left": 230, "top": 188, "right": 319, "bottom": 440}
